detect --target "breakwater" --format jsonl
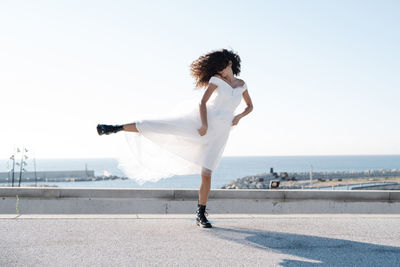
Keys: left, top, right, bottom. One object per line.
{"left": 0, "top": 170, "right": 95, "bottom": 180}
{"left": 0, "top": 170, "right": 127, "bottom": 183}
{"left": 221, "top": 169, "right": 400, "bottom": 189}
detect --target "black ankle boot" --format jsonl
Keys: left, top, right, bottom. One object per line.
{"left": 196, "top": 204, "right": 212, "bottom": 228}
{"left": 97, "top": 124, "right": 124, "bottom": 135}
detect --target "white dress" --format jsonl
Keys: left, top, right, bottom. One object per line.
{"left": 117, "top": 76, "right": 248, "bottom": 185}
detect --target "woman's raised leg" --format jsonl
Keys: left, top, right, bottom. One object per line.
{"left": 97, "top": 122, "right": 140, "bottom": 135}
{"left": 123, "top": 123, "right": 139, "bottom": 133}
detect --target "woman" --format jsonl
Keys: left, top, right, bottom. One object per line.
{"left": 97, "top": 48, "right": 253, "bottom": 228}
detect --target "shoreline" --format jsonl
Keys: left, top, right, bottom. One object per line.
{"left": 282, "top": 177, "right": 400, "bottom": 189}
{"left": 222, "top": 169, "right": 400, "bottom": 189}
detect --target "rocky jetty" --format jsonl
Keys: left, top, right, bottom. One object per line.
{"left": 221, "top": 173, "right": 278, "bottom": 189}
{"left": 221, "top": 168, "right": 400, "bottom": 189}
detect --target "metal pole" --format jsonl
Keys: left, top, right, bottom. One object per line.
{"left": 7, "top": 160, "right": 11, "bottom": 187}
{"left": 11, "top": 150, "right": 16, "bottom": 187}
{"left": 18, "top": 148, "right": 24, "bottom": 187}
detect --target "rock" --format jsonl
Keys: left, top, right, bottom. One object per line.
{"left": 256, "top": 182, "right": 264, "bottom": 189}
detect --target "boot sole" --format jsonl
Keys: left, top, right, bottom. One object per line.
{"left": 196, "top": 220, "right": 212, "bottom": 228}
{"left": 97, "top": 125, "right": 103, "bottom": 135}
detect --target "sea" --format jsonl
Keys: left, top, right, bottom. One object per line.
{"left": 1, "top": 155, "right": 400, "bottom": 189}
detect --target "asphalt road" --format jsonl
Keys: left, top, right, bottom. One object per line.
{"left": 1, "top": 214, "right": 400, "bottom": 266}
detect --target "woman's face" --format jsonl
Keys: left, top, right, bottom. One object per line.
{"left": 218, "top": 60, "right": 233, "bottom": 77}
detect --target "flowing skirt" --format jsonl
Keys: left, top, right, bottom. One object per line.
{"left": 117, "top": 98, "right": 235, "bottom": 185}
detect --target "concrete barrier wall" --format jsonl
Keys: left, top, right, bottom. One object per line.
{"left": 1, "top": 187, "right": 399, "bottom": 214}
{"left": 352, "top": 184, "right": 400, "bottom": 190}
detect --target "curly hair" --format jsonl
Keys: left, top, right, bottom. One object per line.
{"left": 190, "top": 48, "right": 241, "bottom": 89}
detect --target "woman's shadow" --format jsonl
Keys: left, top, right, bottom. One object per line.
{"left": 207, "top": 225, "right": 400, "bottom": 266}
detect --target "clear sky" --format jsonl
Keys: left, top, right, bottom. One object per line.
{"left": 1, "top": 0, "right": 399, "bottom": 159}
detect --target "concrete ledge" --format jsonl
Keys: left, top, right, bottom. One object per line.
{"left": 2, "top": 214, "right": 400, "bottom": 219}
{"left": 1, "top": 187, "right": 400, "bottom": 201}
{"left": 1, "top": 187, "right": 400, "bottom": 214}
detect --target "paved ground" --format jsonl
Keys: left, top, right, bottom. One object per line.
{"left": 1, "top": 214, "right": 400, "bottom": 266}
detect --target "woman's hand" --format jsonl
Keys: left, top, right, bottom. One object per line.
{"left": 197, "top": 125, "right": 208, "bottom": 136}
{"left": 232, "top": 115, "right": 242, "bottom": 126}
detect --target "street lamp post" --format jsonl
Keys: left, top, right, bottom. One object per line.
{"left": 10, "top": 149, "right": 17, "bottom": 187}
{"left": 18, "top": 148, "right": 28, "bottom": 187}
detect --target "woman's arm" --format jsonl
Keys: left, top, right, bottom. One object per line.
{"left": 238, "top": 89, "right": 254, "bottom": 118}
{"left": 198, "top": 83, "right": 217, "bottom": 135}
{"left": 232, "top": 89, "right": 254, "bottom": 126}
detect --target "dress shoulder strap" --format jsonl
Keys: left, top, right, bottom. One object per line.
{"left": 242, "top": 82, "right": 247, "bottom": 90}
{"left": 208, "top": 76, "right": 220, "bottom": 86}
